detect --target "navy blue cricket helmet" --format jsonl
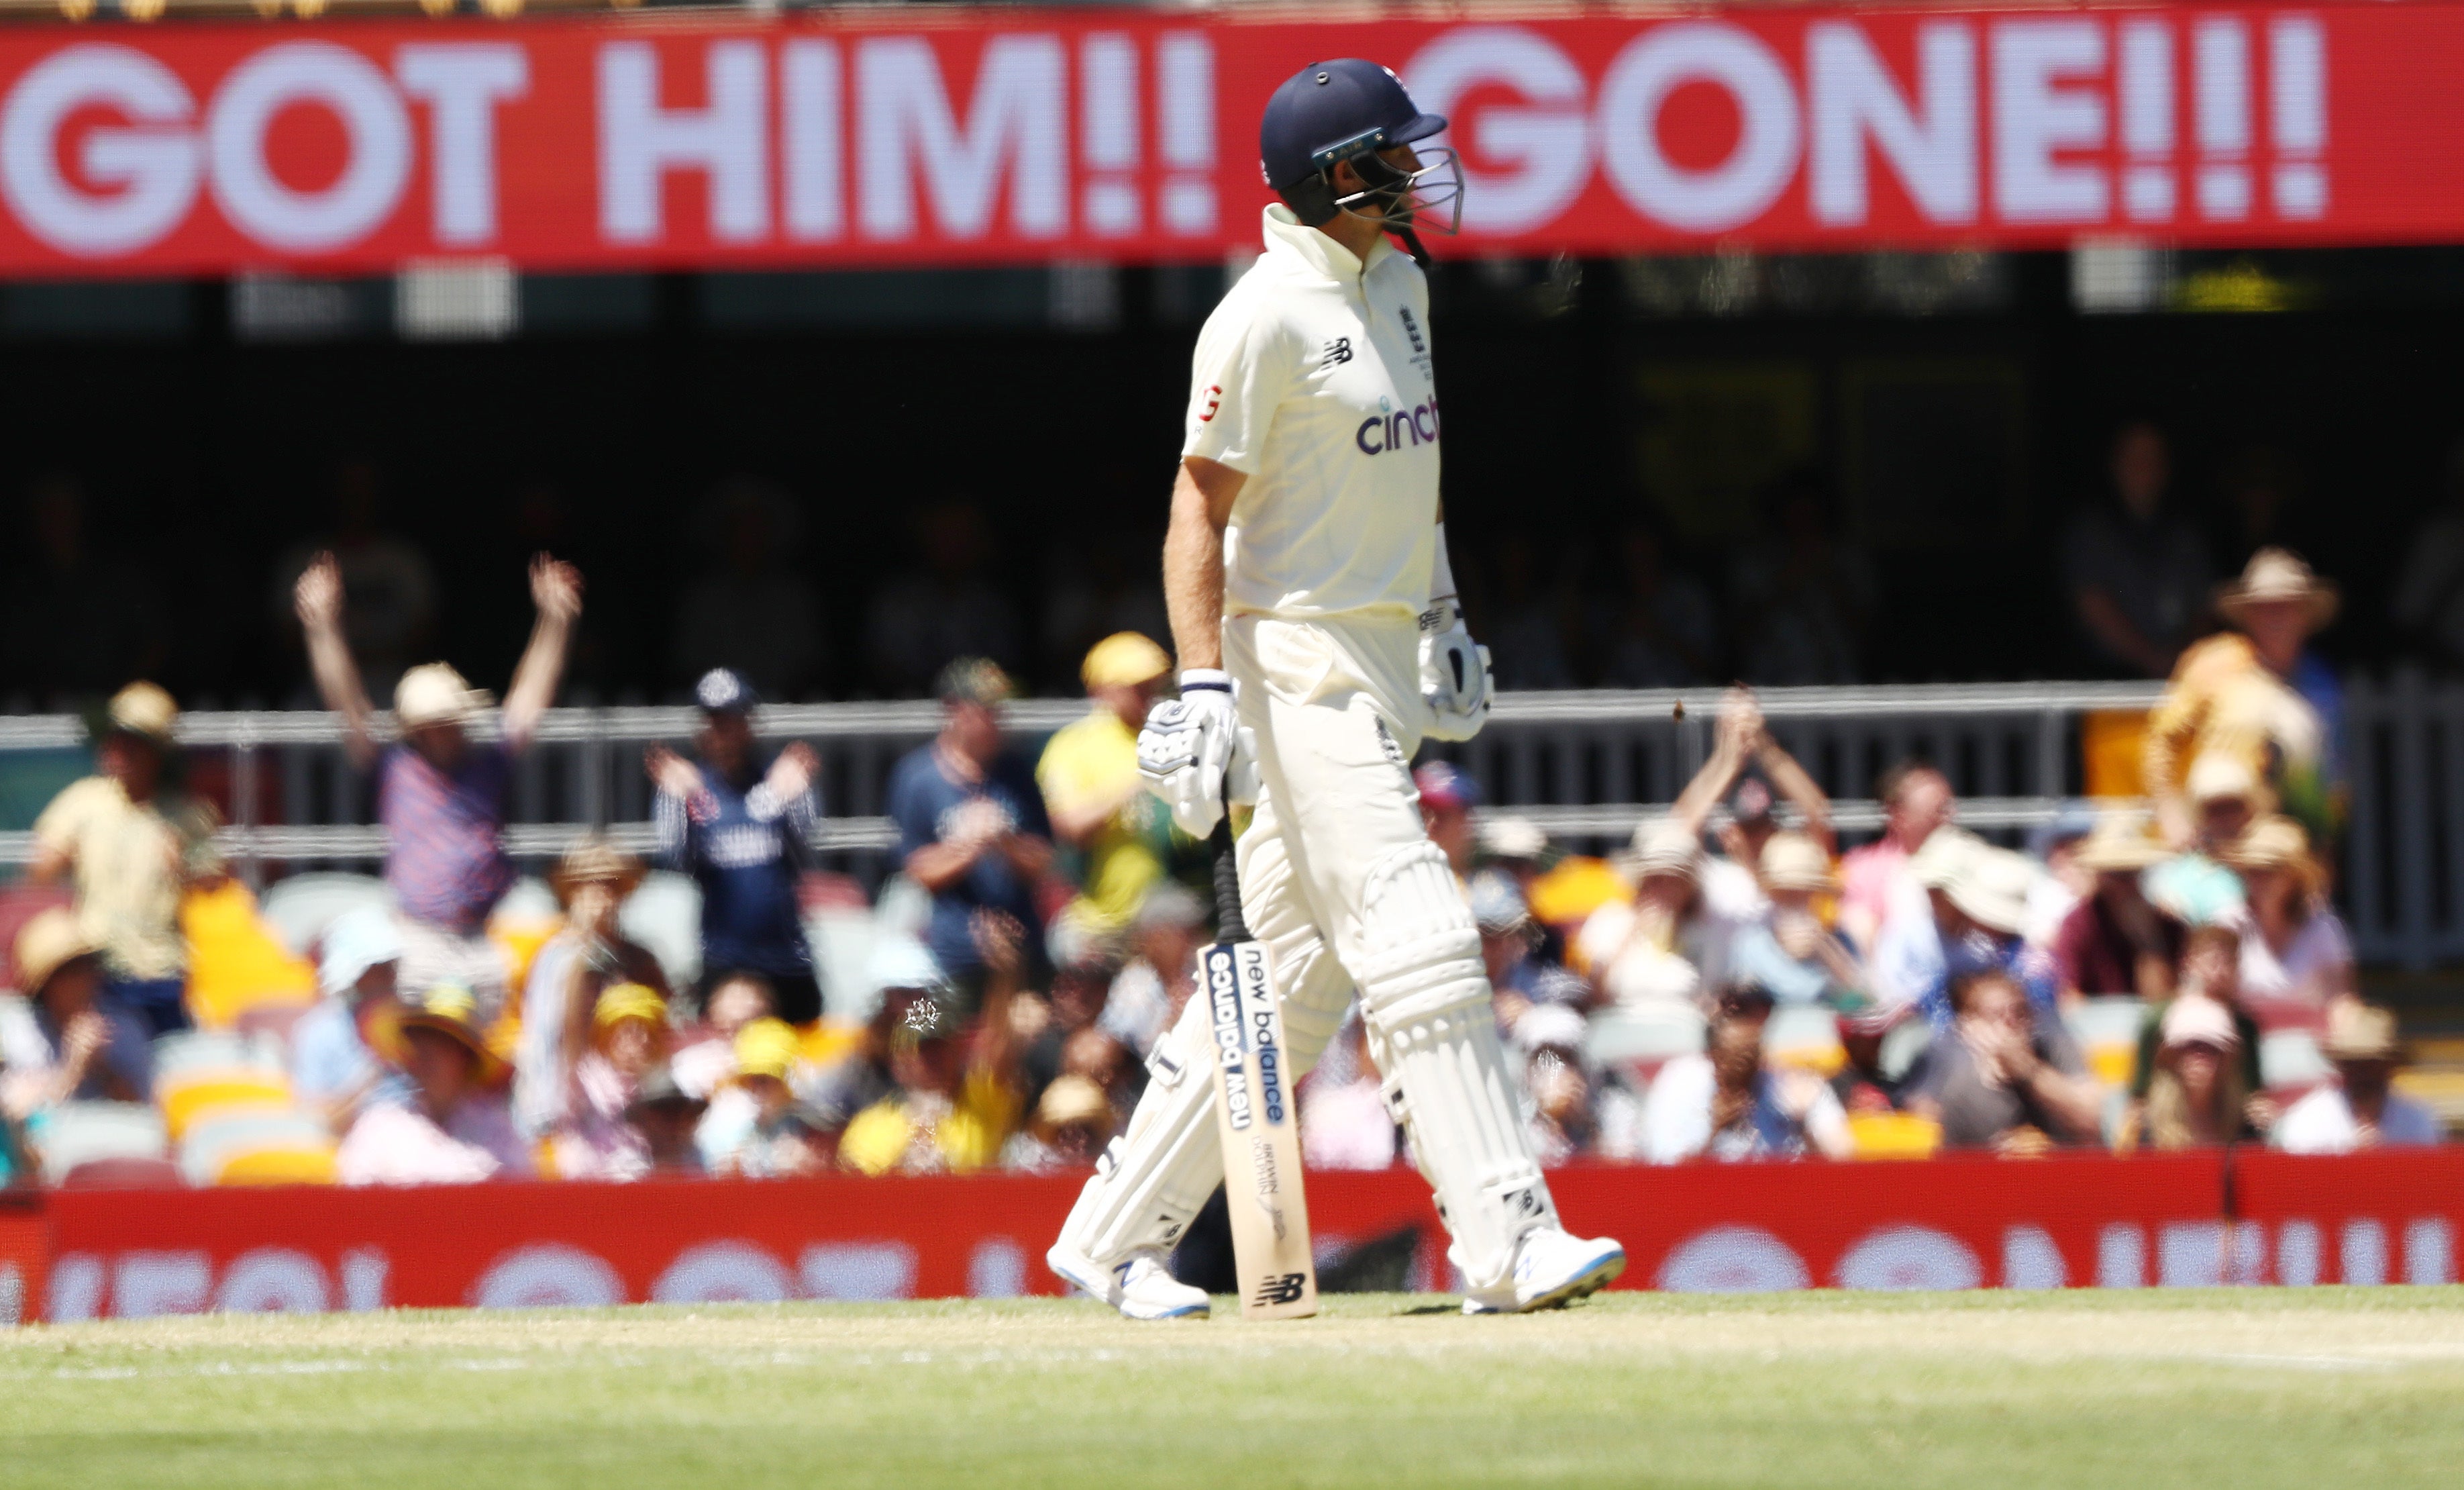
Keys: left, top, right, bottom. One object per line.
{"left": 1260, "top": 59, "right": 1455, "bottom": 231}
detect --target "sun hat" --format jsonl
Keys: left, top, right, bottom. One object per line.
{"left": 1908, "top": 826, "right": 1982, "bottom": 891}
{"left": 936, "top": 656, "right": 1015, "bottom": 708}
{"left": 1621, "top": 820, "right": 1700, "bottom": 881}
{"left": 395, "top": 985, "right": 507, "bottom": 1083}
{"left": 1946, "top": 848, "right": 2035, "bottom": 937}
{"left": 2075, "top": 813, "right": 2168, "bottom": 873}
{"left": 732, "top": 1017, "right": 803, "bottom": 1083}
{"left": 551, "top": 837, "right": 645, "bottom": 905}
{"left": 11, "top": 908, "right": 102, "bottom": 999}
{"left": 593, "top": 983, "right": 669, "bottom": 1035}
{"left": 623, "top": 1064, "right": 705, "bottom": 1119}
{"left": 317, "top": 904, "right": 403, "bottom": 999}
{"left": 1034, "top": 1074, "right": 1113, "bottom": 1131}
{"left": 2159, "top": 994, "right": 2241, "bottom": 1052}
{"left": 1080, "top": 632, "right": 1172, "bottom": 691}
{"left": 1758, "top": 832, "right": 1838, "bottom": 893}
{"left": 2186, "top": 751, "right": 2260, "bottom": 805}
{"left": 1414, "top": 760, "right": 1479, "bottom": 813}
{"left": 1468, "top": 868, "right": 1532, "bottom": 934}
{"left": 695, "top": 667, "right": 758, "bottom": 715}
{"left": 2215, "top": 546, "right": 2338, "bottom": 632}
{"left": 2322, "top": 1002, "right": 2401, "bottom": 1063}
{"left": 1512, "top": 1002, "right": 1589, "bottom": 1055}
{"left": 1478, "top": 815, "right": 1550, "bottom": 863}
{"left": 394, "top": 662, "right": 493, "bottom": 730}
{"left": 103, "top": 681, "right": 178, "bottom": 746}
{"left": 2222, "top": 815, "right": 2323, "bottom": 892}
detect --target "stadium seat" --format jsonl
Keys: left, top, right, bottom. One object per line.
{"left": 1586, "top": 1005, "right": 1706, "bottom": 1068}
{"left": 1763, "top": 1004, "right": 1845, "bottom": 1075}
{"left": 2260, "top": 1029, "right": 2334, "bottom": 1092}
{"left": 152, "top": 1030, "right": 296, "bottom": 1141}
{"left": 619, "top": 871, "right": 703, "bottom": 991}
{"left": 31, "top": 1101, "right": 168, "bottom": 1184}
{"left": 1846, "top": 1111, "right": 1941, "bottom": 1160}
{"left": 2066, "top": 995, "right": 2148, "bottom": 1087}
{"left": 58, "top": 1156, "right": 185, "bottom": 1189}
{"left": 180, "top": 879, "right": 317, "bottom": 1028}
{"left": 805, "top": 907, "right": 876, "bottom": 1022}
{"left": 179, "top": 1111, "right": 339, "bottom": 1187}
{"left": 258, "top": 873, "right": 391, "bottom": 957}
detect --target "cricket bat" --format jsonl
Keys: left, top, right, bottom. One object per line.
{"left": 1202, "top": 813, "right": 1319, "bottom": 1320}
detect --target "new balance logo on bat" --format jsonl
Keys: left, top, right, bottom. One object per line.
{"left": 1253, "top": 1273, "right": 1308, "bottom": 1307}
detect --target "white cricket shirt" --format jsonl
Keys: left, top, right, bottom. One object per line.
{"left": 1182, "top": 206, "right": 1441, "bottom": 624}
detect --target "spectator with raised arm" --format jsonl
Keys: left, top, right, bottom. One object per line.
{"left": 512, "top": 840, "right": 674, "bottom": 1146}
{"left": 295, "top": 549, "right": 582, "bottom": 1017}
{"left": 28, "top": 683, "right": 223, "bottom": 1036}
{"left": 648, "top": 667, "right": 824, "bottom": 1024}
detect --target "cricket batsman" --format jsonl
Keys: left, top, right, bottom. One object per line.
{"left": 1047, "top": 59, "right": 1627, "bottom": 1320}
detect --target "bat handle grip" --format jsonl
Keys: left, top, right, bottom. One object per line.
{"left": 1211, "top": 809, "right": 1251, "bottom": 946}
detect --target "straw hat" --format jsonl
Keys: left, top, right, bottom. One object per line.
{"left": 2322, "top": 1001, "right": 2401, "bottom": 1064}
{"left": 551, "top": 836, "right": 644, "bottom": 904}
{"left": 1758, "top": 832, "right": 1838, "bottom": 893}
{"left": 394, "top": 662, "right": 493, "bottom": 730}
{"left": 1908, "top": 827, "right": 1982, "bottom": 891}
{"left": 592, "top": 983, "right": 669, "bottom": 1035}
{"left": 2075, "top": 813, "right": 2167, "bottom": 873}
{"left": 395, "top": 985, "right": 507, "bottom": 1083}
{"left": 1080, "top": 632, "right": 1172, "bottom": 691}
{"left": 2222, "top": 815, "right": 2323, "bottom": 891}
{"left": 103, "top": 681, "right": 179, "bottom": 746}
{"left": 2159, "top": 994, "right": 2241, "bottom": 1052}
{"left": 2186, "top": 752, "right": 2260, "bottom": 805}
{"left": 1946, "top": 848, "right": 2035, "bottom": 937}
{"left": 2216, "top": 547, "right": 2339, "bottom": 632}
{"left": 1621, "top": 820, "right": 1700, "bottom": 881}
{"left": 1033, "top": 1074, "right": 1113, "bottom": 1132}
{"left": 731, "top": 1016, "right": 803, "bottom": 1083}
{"left": 11, "top": 907, "right": 102, "bottom": 998}
{"left": 1478, "top": 815, "right": 1550, "bottom": 863}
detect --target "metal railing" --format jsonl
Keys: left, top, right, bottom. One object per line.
{"left": 4, "top": 675, "right": 2461, "bottom": 967}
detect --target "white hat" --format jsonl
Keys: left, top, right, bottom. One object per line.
{"left": 1478, "top": 815, "right": 1549, "bottom": 862}
{"left": 395, "top": 662, "right": 493, "bottom": 730}
{"left": 1622, "top": 820, "right": 1700, "bottom": 881}
{"left": 1909, "top": 827, "right": 1982, "bottom": 891}
{"left": 1758, "top": 832, "right": 1838, "bottom": 893}
{"left": 2186, "top": 752, "right": 2259, "bottom": 805}
{"left": 1947, "top": 847, "right": 2035, "bottom": 937}
{"left": 1513, "top": 1003, "right": 1588, "bottom": 1055}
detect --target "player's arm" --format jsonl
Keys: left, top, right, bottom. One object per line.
{"left": 1421, "top": 505, "right": 1494, "bottom": 742}
{"left": 1162, "top": 457, "right": 1245, "bottom": 673}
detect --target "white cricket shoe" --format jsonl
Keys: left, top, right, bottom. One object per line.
{"left": 1460, "top": 1228, "right": 1627, "bottom": 1315}
{"left": 1046, "top": 1245, "right": 1212, "bottom": 1320}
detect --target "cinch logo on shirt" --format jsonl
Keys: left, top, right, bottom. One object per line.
{"left": 1355, "top": 397, "right": 1441, "bottom": 456}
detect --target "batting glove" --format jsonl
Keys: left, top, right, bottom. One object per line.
{"left": 1138, "top": 670, "right": 1239, "bottom": 838}
{"left": 1419, "top": 600, "right": 1493, "bottom": 742}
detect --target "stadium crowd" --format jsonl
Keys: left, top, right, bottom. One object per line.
{"left": 0, "top": 512, "right": 2444, "bottom": 1193}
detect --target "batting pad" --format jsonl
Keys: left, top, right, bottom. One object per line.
{"left": 1356, "top": 842, "right": 1559, "bottom": 1293}
{"left": 1054, "top": 922, "right": 1351, "bottom": 1271}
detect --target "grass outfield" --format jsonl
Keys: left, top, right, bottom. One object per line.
{"left": 5, "top": 1290, "right": 2463, "bottom": 1489}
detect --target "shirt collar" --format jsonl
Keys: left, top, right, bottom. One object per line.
{"left": 1261, "top": 204, "right": 1392, "bottom": 283}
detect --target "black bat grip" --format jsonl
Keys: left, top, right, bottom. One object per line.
{"left": 1211, "top": 809, "right": 1251, "bottom": 946}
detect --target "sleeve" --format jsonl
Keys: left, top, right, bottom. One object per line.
{"left": 653, "top": 789, "right": 690, "bottom": 871}
{"left": 31, "top": 779, "right": 91, "bottom": 852}
{"left": 1180, "top": 291, "right": 1298, "bottom": 475}
{"left": 1007, "top": 759, "right": 1053, "bottom": 840}
{"left": 888, "top": 759, "right": 935, "bottom": 859}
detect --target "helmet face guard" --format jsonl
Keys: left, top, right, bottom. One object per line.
{"left": 1282, "top": 126, "right": 1464, "bottom": 237}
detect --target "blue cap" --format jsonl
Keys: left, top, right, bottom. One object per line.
{"left": 1259, "top": 60, "right": 1446, "bottom": 196}
{"left": 695, "top": 667, "right": 757, "bottom": 715}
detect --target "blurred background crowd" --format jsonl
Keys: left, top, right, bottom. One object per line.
{"left": 1, "top": 505, "right": 2444, "bottom": 1198}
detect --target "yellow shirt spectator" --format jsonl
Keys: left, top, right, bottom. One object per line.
{"left": 1038, "top": 709, "right": 1171, "bottom": 936}
{"left": 838, "top": 1067, "right": 1022, "bottom": 1176}
{"left": 34, "top": 775, "right": 221, "bottom": 983}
